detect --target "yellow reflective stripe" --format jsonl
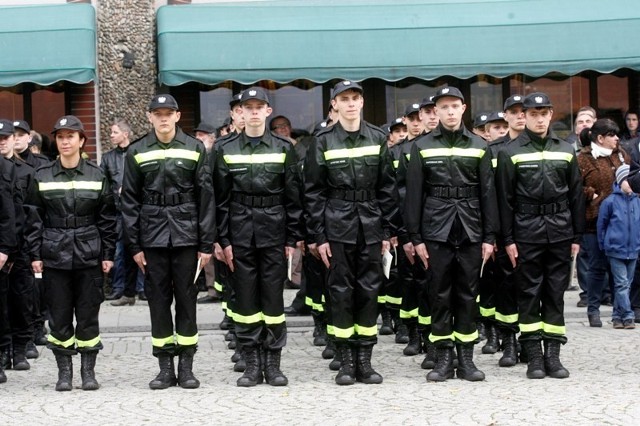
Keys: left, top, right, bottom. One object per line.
{"left": 231, "top": 311, "right": 262, "bottom": 324}
{"left": 152, "top": 335, "right": 175, "bottom": 348}
{"left": 479, "top": 306, "right": 496, "bottom": 318}
{"left": 476, "top": 295, "right": 480, "bottom": 303}
{"left": 377, "top": 295, "right": 386, "bottom": 304}
{"left": 333, "top": 325, "right": 355, "bottom": 339}
{"left": 304, "top": 296, "right": 324, "bottom": 312}
{"left": 429, "top": 333, "right": 454, "bottom": 343}
{"left": 519, "top": 321, "right": 543, "bottom": 333}
{"left": 385, "top": 295, "right": 402, "bottom": 306}
{"left": 221, "top": 301, "right": 228, "bottom": 311}
{"left": 495, "top": 312, "right": 519, "bottom": 324}
{"left": 420, "top": 147, "right": 485, "bottom": 159}
{"left": 400, "top": 308, "right": 418, "bottom": 319}
{"left": 326, "top": 324, "right": 335, "bottom": 336}
{"left": 354, "top": 324, "right": 377, "bottom": 337}
{"left": 393, "top": 160, "right": 399, "bottom": 169}
{"left": 418, "top": 315, "right": 432, "bottom": 326}
{"left": 511, "top": 151, "right": 573, "bottom": 164}
{"left": 47, "top": 334, "right": 75, "bottom": 348}
{"left": 405, "top": 153, "right": 411, "bottom": 161}
{"left": 491, "top": 158, "right": 498, "bottom": 169}
{"left": 543, "top": 323, "right": 566, "bottom": 335}
{"left": 264, "top": 314, "right": 286, "bottom": 325}
{"left": 39, "top": 181, "right": 102, "bottom": 191}
{"left": 324, "top": 145, "right": 381, "bottom": 160}
{"left": 454, "top": 330, "right": 479, "bottom": 343}
{"left": 213, "top": 281, "right": 223, "bottom": 292}
{"left": 223, "top": 153, "right": 286, "bottom": 164}
{"left": 135, "top": 148, "right": 200, "bottom": 163}
{"left": 176, "top": 333, "right": 198, "bottom": 346}
{"left": 76, "top": 335, "right": 101, "bottom": 348}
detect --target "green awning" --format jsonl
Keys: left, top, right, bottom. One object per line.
{"left": 157, "top": 0, "right": 640, "bottom": 86}
{"left": 0, "top": 3, "right": 96, "bottom": 87}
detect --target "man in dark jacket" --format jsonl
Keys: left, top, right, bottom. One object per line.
{"left": 496, "top": 92, "right": 585, "bottom": 380}
{"left": 121, "top": 94, "right": 215, "bottom": 390}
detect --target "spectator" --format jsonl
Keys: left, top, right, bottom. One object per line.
{"left": 619, "top": 109, "right": 640, "bottom": 153}
{"left": 270, "top": 115, "right": 297, "bottom": 145}
{"left": 566, "top": 106, "right": 597, "bottom": 151}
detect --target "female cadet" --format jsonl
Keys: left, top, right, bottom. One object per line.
{"left": 26, "top": 116, "right": 117, "bottom": 391}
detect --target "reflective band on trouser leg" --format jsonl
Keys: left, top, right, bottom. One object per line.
{"left": 332, "top": 325, "right": 355, "bottom": 339}
{"left": 231, "top": 311, "right": 263, "bottom": 325}
{"left": 519, "top": 321, "right": 543, "bottom": 334}
{"left": 221, "top": 301, "right": 228, "bottom": 311}
{"left": 400, "top": 307, "right": 418, "bottom": 319}
{"left": 377, "top": 295, "right": 386, "bottom": 304}
{"left": 479, "top": 306, "right": 496, "bottom": 319}
{"left": 48, "top": 334, "right": 76, "bottom": 348}
{"left": 429, "top": 333, "right": 454, "bottom": 344}
{"left": 305, "top": 296, "right": 324, "bottom": 312}
{"left": 418, "top": 315, "right": 432, "bottom": 326}
{"left": 76, "top": 335, "right": 101, "bottom": 348}
{"left": 495, "top": 312, "right": 518, "bottom": 325}
{"left": 453, "top": 330, "right": 479, "bottom": 343}
{"left": 214, "top": 281, "right": 223, "bottom": 292}
{"left": 354, "top": 324, "right": 377, "bottom": 337}
{"left": 326, "top": 325, "right": 336, "bottom": 337}
{"left": 176, "top": 333, "right": 198, "bottom": 346}
{"left": 152, "top": 335, "right": 175, "bottom": 348}
{"left": 263, "top": 314, "right": 285, "bottom": 325}
{"left": 543, "top": 323, "right": 566, "bottom": 336}
{"left": 385, "top": 295, "right": 402, "bottom": 307}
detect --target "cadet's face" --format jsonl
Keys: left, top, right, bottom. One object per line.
{"left": 148, "top": 108, "right": 180, "bottom": 137}
{"left": 13, "top": 129, "right": 30, "bottom": 152}
{"left": 0, "top": 134, "right": 15, "bottom": 158}
{"left": 110, "top": 125, "right": 129, "bottom": 147}
{"left": 388, "top": 126, "right": 408, "bottom": 145}
{"left": 55, "top": 129, "right": 84, "bottom": 158}
{"left": 195, "top": 131, "right": 215, "bottom": 150}
{"left": 403, "top": 113, "right": 424, "bottom": 137}
{"left": 575, "top": 112, "right": 595, "bottom": 135}
{"left": 241, "top": 100, "right": 272, "bottom": 130}
{"left": 231, "top": 105, "right": 245, "bottom": 130}
{"left": 504, "top": 106, "right": 525, "bottom": 132}
{"left": 419, "top": 106, "right": 439, "bottom": 130}
{"left": 487, "top": 122, "right": 509, "bottom": 141}
{"left": 331, "top": 90, "right": 364, "bottom": 122}
{"left": 435, "top": 97, "right": 466, "bottom": 131}
{"left": 626, "top": 113, "right": 638, "bottom": 132}
{"left": 525, "top": 108, "right": 553, "bottom": 136}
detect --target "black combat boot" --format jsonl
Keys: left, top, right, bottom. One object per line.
{"left": 543, "top": 340, "right": 570, "bottom": 379}
{"left": 421, "top": 340, "right": 436, "bottom": 370}
{"left": 237, "top": 346, "right": 263, "bottom": 387}
{"left": 322, "top": 340, "right": 336, "bottom": 360}
{"left": 355, "top": 345, "right": 383, "bottom": 384}
{"left": 231, "top": 345, "right": 242, "bottom": 363}
{"left": 523, "top": 340, "right": 545, "bottom": 379}
{"left": 178, "top": 348, "right": 200, "bottom": 389}
{"left": 34, "top": 325, "right": 48, "bottom": 346}
{"left": 498, "top": 332, "right": 517, "bottom": 367}
{"left": 149, "top": 354, "right": 177, "bottom": 390}
{"left": 0, "top": 364, "right": 6, "bottom": 384}
{"left": 54, "top": 353, "right": 73, "bottom": 391}
{"left": 219, "top": 313, "right": 231, "bottom": 330}
{"left": 379, "top": 307, "right": 394, "bottom": 336}
{"left": 80, "top": 352, "right": 99, "bottom": 391}
{"left": 264, "top": 349, "right": 288, "bottom": 386}
{"left": 481, "top": 322, "right": 499, "bottom": 354}
{"left": 426, "top": 346, "right": 454, "bottom": 382}
{"left": 12, "top": 348, "right": 30, "bottom": 371}
{"left": 233, "top": 351, "right": 246, "bottom": 372}
{"left": 334, "top": 344, "right": 356, "bottom": 385}
{"left": 312, "top": 315, "right": 327, "bottom": 347}
{"left": 25, "top": 341, "right": 39, "bottom": 359}
{"left": 477, "top": 321, "right": 486, "bottom": 341}
{"left": 395, "top": 320, "right": 409, "bottom": 344}
{"left": 329, "top": 345, "right": 342, "bottom": 371}
{"left": 456, "top": 344, "right": 485, "bottom": 381}
{"left": 403, "top": 323, "right": 421, "bottom": 356}
{"left": 1, "top": 347, "right": 11, "bottom": 370}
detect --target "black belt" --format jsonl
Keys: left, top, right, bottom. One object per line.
{"left": 517, "top": 199, "right": 569, "bottom": 215}
{"left": 328, "top": 189, "right": 376, "bottom": 202}
{"left": 427, "top": 186, "right": 479, "bottom": 199}
{"left": 46, "top": 215, "right": 95, "bottom": 228}
{"left": 143, "top": 192, "right": 195, "bottom": 206}
{"left": 232, "top": 193, "right": 284, "bottom": 207}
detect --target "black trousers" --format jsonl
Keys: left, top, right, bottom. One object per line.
{"left": 0, "top": 270, "right": 9, "bottom": 352}
{"left": 381, "top": 252, "right": 400, "bottom": 310}
{"left": 302, "top": 253, "right": 325, "bottom": 315}
{"left": 425, "top": 240, "right": 481, "bottom": 348}
{"left": 327, "top": 235, "right": 382, "bottom": 346}
{"left": 515, "top": 241, "right": 571, "bottom": 344}
{"left": 144, "top": 247, "right": 199, "bottom": 356}
{"left": 0, "top": 253, "right": 35, "bottom": 351}
{"left": 230, "top": 244, "right": 287, "bottom": 350}
{"left": 493, "top": 248, "right": 519, "bottom": 333}
{"left": 399, "top": 247, "right": 419, "bottom": 325}
{"left": 45, "top": 266, "right": 103, "bottom": 355}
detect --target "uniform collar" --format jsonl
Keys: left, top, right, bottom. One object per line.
{"left": 52, "top": 157, "right": 86, "bottom": 176}
{"left": 148, "top": 126, "right": 187, "bottom": 148}
{"left": 333, "top": 121, "right": 364, "bottom": 143}
{"left": 240, "top": 130, "right": 271, "bottom": 149}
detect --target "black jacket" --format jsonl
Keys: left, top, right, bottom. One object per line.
{"left": 304, "top": 121, "right": 400, "bottom": 245}
{"left": 214, "top": 130, "right": 302, "bottom": 249}
{"left": 100, "top": 145, "right": 130, "bottom": 208}
{"left": 404, "top": 124, "right": 498, "bottom": 246}
{"left": 121, "top": 127, "right": 215, "bottom": 254}
{"left": 496, "top": 128, "right": 585, "bottom": 245}
{"left": 9, "top": 157, "right": 35, "bottom": 253}
{"left": 0, "top": 157, "right": 17, "bottom": 256}
{"left": 17, "top": 148, "right": 50, "bottom": 170}
{"left": 25, "top": 158, "right": 117, "bottom": 270}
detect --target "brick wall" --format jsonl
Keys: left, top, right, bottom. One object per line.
{"left": 69, "top": 81, "right": 98, "bottom": 160}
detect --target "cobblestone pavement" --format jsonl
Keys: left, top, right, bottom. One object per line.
{"left": 1, "top": 290, "right": 638, "bottom": 425}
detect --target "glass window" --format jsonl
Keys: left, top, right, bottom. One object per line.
{"left": 31, "top": 88, "right": 65, "bottom": 134}
{"left": 385, "top": 81, "right": 440, "bottom": 123}
{"left": 469, "top": 75, "right": 503, "bottom": 119}
{"left": 598, "top": 73, "right": 628, "bottom": 122}
{"left": 199, "top": 86, "right": 233, "bottom": 129}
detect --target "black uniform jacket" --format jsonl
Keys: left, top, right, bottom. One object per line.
{"left": 304, "top": 121, "right": 400, "bottom": 246}
{"left": 214, "top": 130, "right": 302, "bottom": 249}
{"left": 404, "top": 124, "right": 498, "bottom": 246}
{"left": 18, "top": 148, "right": 50, "bottom": 170}
{"left": 10, "top": 157, "right": 35, "bottom": 252}
{"left": 0, "top": 157, "right": 17, "bottom": 256}
{"left": 100, "top": 145, "right": 129, "bottom": 208}
{"left": 391, "top": 136, "right": 420, "bottom": 245}
{"left": 496, "top": 128, "right": 585, "bottom": 245}
{"left": 121, "top": 127, "right": 215, "bottom": 254}
{"left": 25, "top": 158, "right": 117, "bottom": 270}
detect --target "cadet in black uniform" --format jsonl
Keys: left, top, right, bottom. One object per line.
{"left": 496, "top": 92, "right": 585, "bottom": 379}
{"left": 405, "top": 87, "right": 498, "bottom": 382}
{"left": 26, "top": 115, "right": 117, "bottom": 391}
{"left": 214, "top": 87, "right": 302, "bottom": 387}
{"left": 121, "top": 94, "right": 215, "bottom": 390}
{"left": 305, "top": 80, "right": 400, "bottom": 386}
